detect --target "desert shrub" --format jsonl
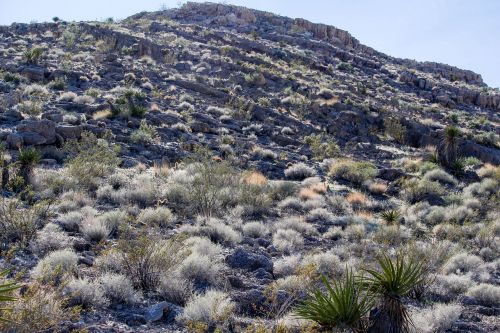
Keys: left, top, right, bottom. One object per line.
{"left": 443, "top": 253, "right": 483, "bottom": 275}
{"left": 277, "top": 197, "right": 304, "bottom": 213}
{"left": 31, "top": 249, "right": 78, "bottom": 284}
{"left": 94, "top": 249, "right": 123, "bottom": 274}
{"left": 242, "top": 221, "right": 269, "bottom": 238}
{"left": 182, "top": 152, "right": 239, "bottom": 217}
{"left": 274, "top": 255, "right": 302, "bottom": 278}
{"left": 158, "top": 274, "right": 194, "bottom": 305}
{"left": 194, "top": 218, "right": 242, "bottom": 245}
{"left": 179, "top": 290, "right": 235, "bottom": 327}
{"left": 109, "top": 86, "right": 148, "bottom": 118}
{"left": 329, "top": 159, "right": 377, "bottom": 185}
{"left": 268, "top": 180, "right": 298, "bottom": 201}
{"left": 58, "top": 91, "right": 77, "bottom": 101}
{"left": 284, "top": 163, "right": 316, "bottom": 180}
{"left": 57, "top": 190, "right": 93, "bottom": 213}
{"left": 301, "top": 251, "right": 344, "bottom": 278}
{"left": 131, "top": 120, "right": 159, "bottom": 144}
{"left": 178, "top": 253, "right": 225, "bottom": 287}
{"left": 304, "top": 134, "right": 340, "bottom": 160}
{"left": 463, "top": 178, "right": 498, "bottom": 198}
{"left": 477, "top": 164, "right": 500, "bottom": 180}
{"left": 401, "top": 178, "right": 444, "bottom": 203}
{"left": 430, "top": 274, "right": 474, "bottom": 301}
{"left": 423, "top": 169, "right": 457, "bottom": 185}
{"left": 466, "top": 283, "right": 500, "bottom": 306}
{"left": 97, "top": 209, "right": 127, "bottom": 234}
{"left": 23, "top": 47, "right": 44, "bottom": 65}
{"left": 137, "top": 206, "right": 176, "bottom": 227}
{"left": 58, "top": 210, "right": 85, "bottom": 231}
{"left": 0, "top": 198, "right": 48, "bottom": 248}
{"left": 65, "top": 277, "right": 108, "bottom": 308}
{"left": 80, "top": 215, "right": 110, "bottom": 242}
{"left": 117, "top": 173, "right": 159, "bottom": 207}
{"left": 295, "top": 271, "right": 373, "bottom": 331}
{"left": 16, "top": 100, "right": 43, "bottom": 118}
{"left": 118, "top": 236, "right": 187, "bottom": 291}
{"left": 98, "top": 273, "right": 139, "bottom": 304}
{"left": 73, "top": 95, "right": 94, "bottom": 104}
{"left": 367, "top": 181, "right": 388, "bottom": 195}
{"left": 272, "top": 229, "right": 304, "bottom": 253}
{"left": 409, "top": 303, "right": 462, "bottom": 333}
{"left": 31, "top": 223, "right": 72, "bottom": 254}
{"left": 305, "top": 207, "right": 334, "bottom": 224}
{"left": 0, "top": 284, "right": 77, "bottom": 332}
{"left": 275, "top": 216, "right": 317, "bottom": 236}
{"left": 64, "top": 131, "right": 120, "bottom": 189}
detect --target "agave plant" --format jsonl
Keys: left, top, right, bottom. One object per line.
{"left": 0, "top": 269, "right": 20, "bottom": 323}
{"left": 360, "top": 253, "right": 425, "bottom": 333}
{"left": 380, "top": 209, "right": 400, "bottom": 226}
{"left": 295, "top": 270, "right": 374, "bottom": 332}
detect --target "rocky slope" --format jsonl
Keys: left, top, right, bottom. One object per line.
{"left": 0, "top": 2, "right": 498, "bottom": 333}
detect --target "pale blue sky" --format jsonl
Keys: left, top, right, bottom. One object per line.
{"left": 1, "top": 0, "right": 499, "bottom": 88}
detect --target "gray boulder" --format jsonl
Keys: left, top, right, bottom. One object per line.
{"left": 226, "top": 247, "right": 273, "bottom": 273}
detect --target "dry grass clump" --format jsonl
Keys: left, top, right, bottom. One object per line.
{"left": 409, "top": 303, "right": 462, "bottom": 333}
{"left": 423, "top": 169, "right": 457, "bottom": 185}
{"left": 284, "top": 163, "right": 316, "bottom": 180}
{"left": 443, "top": 252, "right": 483, "bottom": 275}
{"left": 31, "top": 249, "right": 78, "bottom": 283}
{"left": 65, "top": 277, "right": 109, "bottom": 308}
{"left": 346, "top": 191, "right": 369, "bottom": 210}
{"left": 367, "top": 181, "right": 388, "bottom": 195}
{"left": 466, "top": 283, "right": 500, "bottom": 306}
{"left": 272, "top": 229, "right": 304, "bottom": 253}
{"left": 137, "top": 206, "right": 176, "bottom": 227}
{"left": 178, "top": 290, "right": 235, "bottom": 327}
{"left": 98, "top": 273, "right": 140, "bottom": 304}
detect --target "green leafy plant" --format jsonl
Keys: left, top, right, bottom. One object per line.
{"left": 131, "top": 120, "right": 159, "bottom": 144}
{"left": 64, "top": 131, "right": 120, "bottom": 189}
{"left": 295, "top": 271, "right": 373, "bottom": 331}
{"left": 360, "top": 253, "right": 425, "bottom": 333}
{"left": 0, "top": 270, "right": 20, "bottom": 323}
{"left": 23, "top": 47, "right": 44, "bottom": 65}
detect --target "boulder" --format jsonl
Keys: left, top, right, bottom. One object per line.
{"left": 56, "top": 124, "right": 83, "bottom": 140}
{"left": 226, "top": 247, "right": 273, "bottom": 272}
{"left": 19, "top": 65, "right": 46, "bottom": 82}
{"left": 145, "top": 301, "right": 182, "bottom": 323}
{"left": 17, "top": 119, "right": 56, "bottom": 144}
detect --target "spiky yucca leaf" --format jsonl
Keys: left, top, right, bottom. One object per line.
{"left": 0, "top": 270, "right": 20, "bottom": 323}
{"left": 295, "top": 271, "right": 373, "bottom": 331}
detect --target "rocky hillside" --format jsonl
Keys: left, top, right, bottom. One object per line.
{"left": 0, "top": 2, "right": 498, "bottom": 333}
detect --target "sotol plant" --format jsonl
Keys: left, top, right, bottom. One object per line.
{"left": 360, "top": 253, "right": 425, "bottom": 333}
{"left": 295, "top": 270, "right": 373, "bottom": 332}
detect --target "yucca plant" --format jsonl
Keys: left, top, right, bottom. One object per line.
{"left": 295, "top": 271, "right": 374, "bottom": 332}
{"left": 441, "top": 126, "right": 460, "bottom": 167}
{"left": 360, "top": 253, "right": 425, "bottom": 333}
{"left": 17, "top": 147, "right": 41, "bottom": 185}
{"left": 0, "top": 270, "right": 20, "bottom": 323}
{"left": 380, "top": 209, "right": 400, "bottom": 226}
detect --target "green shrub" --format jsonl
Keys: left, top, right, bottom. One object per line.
{"left": 130, "top": 120, "right": 159, "bottom": 144}
{"left": 295, "top": 271, "right": 373, "bottom": 331}
{"left": 23, "top": 47, "right": 44, "bottom": 65}
{"left": 304, "top": 134, "right": 340, "bottom": 160}
{"left": 64, "top": 131, "right": 120, "bottom": 189}
{"left": 329, "top": 159, "right": 377, "bottom": 185}
{"left": 118, "top": 236, "right": 187, "bottom": 291}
